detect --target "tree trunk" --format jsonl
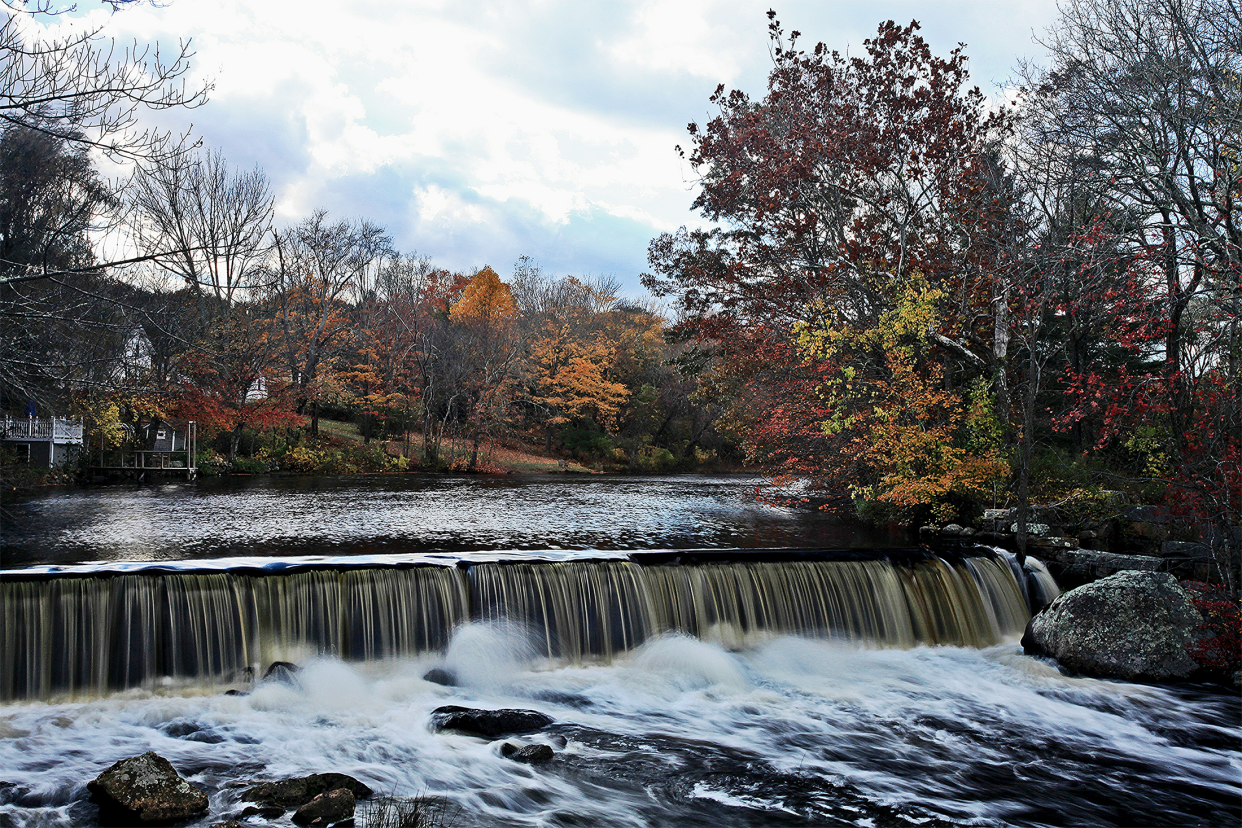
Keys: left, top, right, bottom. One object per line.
{"left": 992, "top": 280, "right": 1011, "bottom": 440}
{"left": 1015, "top": 331, "right": 1040, "bottom": 567}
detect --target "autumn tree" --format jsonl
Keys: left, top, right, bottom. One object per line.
{"left": 645, "top": 15, "right": 1012, "bottom": 513}
{"left": 442, "top": 265, "right": 522, "bottom": 469}
{"left": 346, "top": 251, "right": 435, "bottom": 449}
{"left": 269, "top": 210, "right": 392, "bottom": 434}
{"left": 514, "top": 269, "right": 630, "bottom": 451}
{"left": 1017, "top": 0, "right": 1241, "bottom": 585}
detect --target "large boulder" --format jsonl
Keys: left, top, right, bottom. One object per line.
{"left": 87, "top": 752, "right": 208, "bottom": 826}
{"left": 243, "top": 773, "right": 372, "bottom": 808}
{"left": 1023, "top": 570, "right": 1207, "bottom": 681}
{"left": 430, "top": 706, "right": 554, "bottom": 738}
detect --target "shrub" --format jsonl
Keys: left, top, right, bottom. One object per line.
{"left": 636, "top": 446, "right": 677, "bottom": 472}
{"left": 282, "top": 445, "right": 325, "bottom": 474}
{"left": 231, "top": 456, "right": 266, "bottom": 474}
{"left": 358, "top": 794, "right": 458, "bottom": 828}
{"left": 559, "top": 425, "right": 616, "bottom": 460}
{"left": 1184, "top": 581, "right": 1241, "bottom": 677}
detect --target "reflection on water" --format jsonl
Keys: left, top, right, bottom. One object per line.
{"left": 0, "top": 475, "right": 908, "bottom": 568}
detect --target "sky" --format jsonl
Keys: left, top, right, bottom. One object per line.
{"left": 45, "top": 0, "right": 1060, "bottom": 298}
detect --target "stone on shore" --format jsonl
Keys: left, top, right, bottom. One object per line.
{"left": 1023, "top": 570, "right": 1207, "bottom": 681}
{"left": 430, "top": 705, "right": 554, "bottom": 738}
{"left": 87, "top": 751, "right": 208, "bottom": 826}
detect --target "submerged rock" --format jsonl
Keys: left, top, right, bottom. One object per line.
{"left": 87, "top": 751, "right": 208, "bottom": 826}
{"left": 422, "top": 667, "right": 457, "bottom": 686}
{"left": 237, "top": 804, "right": 286, "bottom": 819}
{"left": 291, "top": 788, "right": 355, "bottom": 826}
{"left": 430, "top": 705, "right": 554, "bottom": 738}
{"left": 1023, "top": 570, "right": 1207, "bottom": 681}
{"left": 243, "top": 773, "right": 372, "bottom": 808}
{"left": 500, "top": 742, "right": 555, "bottom": 764}
{"left": 261, "top": 661, "right": 299, "bottom": 683}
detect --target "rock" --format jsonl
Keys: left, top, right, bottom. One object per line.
{"left": 959, "top": 527, "right": 977, "bottom": 537}
{"left": 87, "top": 751, "right": 208, "bottom": 826}
{"left": 983, "top": 508, "right": 1013, "bottom": 533}
{"left": 1023, "top": 571, "right": 1207, "bottom": 682}
{"left": 243, "top": 773, "right": 372, "bottom": 808}
{"left": 209, "top": 822, "right": 244, "bottom": 828}
{"left": 1160, "top": 540, "right": 1213, "bottom": 559}
{"left": 422, "top": 667, "right": 457, "bottom": 686}
{"left": 291, "top": 788, "right": 355, "bottom": 827}
{"left": 0, "top": 782, "right": 27, "bottom": 807}
{"left": 160, "top": 719, "right": 225, "bottom": 744}
{"left": 500, "top": 742, "right": 555, "bottom": 764}
{"left": 224, "top": 689, "right": 250, "bottom": 697}
{"left": 1011, "top": 522, "right": 1051, "bottom": 537}
{"left": 1036, "top": 548, "right": 1163, "bottom": 588}
{"left": 262, "top": 661, "right": 299, "bottom": 683}
{"left": 238, "top": 804, "right": 286, "bottom": 819}
{"left": 942, "top": 523, "right": 965, "bottom": 535}
{"left": 430, "top": 706, "right": 554, "bottom": 738}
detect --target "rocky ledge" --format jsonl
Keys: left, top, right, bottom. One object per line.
{"left": 1022, "top": 570, "right": 1234, "bottom": 683}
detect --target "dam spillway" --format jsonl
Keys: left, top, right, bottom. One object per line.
{"left": 0, "top": 547, "right": 1056, "bottom": 701}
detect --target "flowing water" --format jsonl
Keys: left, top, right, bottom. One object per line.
{"left": 0, "top": 475, "right": 1238, "bottom": 828}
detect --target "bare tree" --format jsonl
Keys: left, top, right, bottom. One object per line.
{"left": 129, "top": 147, "right": 273, "bottom": 303}
{"left": 0, "top": 1, "right": 210, "bottom": 407}
{"left": 0, "top": 1, "right": 208, "bottom": 164}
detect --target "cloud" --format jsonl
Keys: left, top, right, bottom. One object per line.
{"left": 33, "top": 0, "right": 1058, "bottom": 297}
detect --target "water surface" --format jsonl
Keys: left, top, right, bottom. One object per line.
{"left": 1, "top": 474, "right": 906, "bottom": 569}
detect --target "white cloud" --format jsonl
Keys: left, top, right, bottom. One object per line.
{"left": 27, "top": 0, "right": 1058, "bottom": 295}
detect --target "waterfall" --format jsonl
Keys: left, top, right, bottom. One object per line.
{"left": 0, "top": 549, "right": 1053, "bottom": 701}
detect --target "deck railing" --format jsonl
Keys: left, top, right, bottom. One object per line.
{"left": 1, "top": 416, "right": 83, "bottom": 443}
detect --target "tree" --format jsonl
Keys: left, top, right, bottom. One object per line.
{"left": 644, "top": 15, "right": 1011, "bottom": 510}
{"left": 0, "top": 122, "right": 121, "bottom": 403}
{"left": 1020, "top": 0, "right": 1241, "bottom": 586}
{"left": 269, "top": 210, "right": 392, "bottom": 434}
{"left": 443, "top": 266, "right": 522, "bottom": 470}
{"left": 129, "top": 148, "right": 273, "bottom": 304}
{"left": 514, "top": 271, "right": 629, "bottom": 451}
{"left": 346, "top": 251, "right": 435, "bottom": 450}
{"left": 796, "top": 280, "right": 1008, "bottom": 521}
{"left": 0, "top": 0, "right": 209, "bottom": 407}
{"left": 1, "top": 1, "right": 207, "bottom": 165}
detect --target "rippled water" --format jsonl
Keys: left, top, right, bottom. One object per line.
{"left": 0, "top": 475, "right": 904, "bottom": 569}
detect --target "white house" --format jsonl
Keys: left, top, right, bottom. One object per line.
{"left": 2, "top": 415, "right": 84, "bottom": 467}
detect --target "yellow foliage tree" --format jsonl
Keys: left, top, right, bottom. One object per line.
{"left": 797, "top": 279, "right": 1008, "bottom": 522}
{"left": 529, "top": 324, "right": 630, "bottom": 434}
{"left": 450, "top": 266, "right": 517, "bottom": 326}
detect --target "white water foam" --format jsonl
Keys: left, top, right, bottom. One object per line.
{"left": 1, "top": 629, "right": 1237, "bottom": 828}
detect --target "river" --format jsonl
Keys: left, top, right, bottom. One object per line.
{"left": 0, "top": 475, "right": 1238, "bottom": 828}
{"left": 0, "top": 474, "right": 904, "bottom": 569}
